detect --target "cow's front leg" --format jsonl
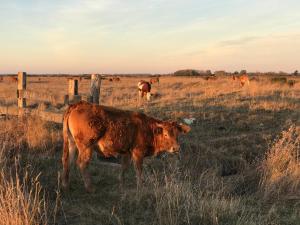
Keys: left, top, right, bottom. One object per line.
{"left": 132, "top": 149, "right": 144, "bottom": 189}
{"left": 119, "top": 154, "right": 131, "bottom": 189}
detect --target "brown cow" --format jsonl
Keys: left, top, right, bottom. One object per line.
{"left": 113, "top": 77, "right": 120, "bottom": 82}
{"left": 6, "top": 76, "right": 18, "bottom": 83}
{"left": 138, "top": 80, "right": 151, "bottom": 101}
{"left": 232, "top": 75, "right": 250, "bottom": 87}
{"left": 61, "top": 101, "right": 190, "bottom": 192}
{"left": 108, "top": 77, "right": 120, "bottom": 82}
{"left": 150, "top": 77, "right": 159, "bottom": 84}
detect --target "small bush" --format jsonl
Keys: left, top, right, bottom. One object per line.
{"left": 174, "top": 69, "right": 200, "bottom": 76}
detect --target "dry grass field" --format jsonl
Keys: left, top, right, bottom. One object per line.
{"left": 0, "top": 75, "right": 300, "bottom": 225}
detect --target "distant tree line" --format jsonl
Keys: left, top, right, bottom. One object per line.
{"left": 172, "top": 69, "right": 299, "bottom": 77}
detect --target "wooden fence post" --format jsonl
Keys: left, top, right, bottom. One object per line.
{"left": 68, "top": 79, "right": 78, "bottom": 96}
{"left": 17, "top": 72, "right": 26, "bottom": 108}
{"left": 68, "top": 79, "right": 81, "bottom": 103}
{"left": 89, "top": 74, "right": 101, "bottom": 104}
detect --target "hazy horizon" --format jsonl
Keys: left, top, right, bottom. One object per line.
{"left": 1, "top": 0, "right": 299, "bottom": 74}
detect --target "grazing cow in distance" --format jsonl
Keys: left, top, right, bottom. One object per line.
{"left": 150, "top": 77, "right": 159, "bottom": 84}
{"left": 61, "top": 101, "right": 191, "bottom": 192}
{"left": 8, "top": 76, "right": 18, "bottom": 83}
{"left": 204, "top": 75, "right": 217, "bottom": 81}
{"left": 138, "top": 80, "right": 151, "bottom": 101}
{"left": 108, "top": 77, "right": 120, "bottom": 82}
{"left": 232, "top": 75, "right": 250, "bottom": 87}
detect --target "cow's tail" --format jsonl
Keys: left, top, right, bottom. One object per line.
{"left": 62, "top": 105, "right": 76, "bottom": 188}
{"left": 63, "top": 107, "right": 70, "bottom": 161}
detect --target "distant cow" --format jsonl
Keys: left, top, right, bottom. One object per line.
{"left": 150, "top": 77, "right": 159, "bottom": 84}
{"left": 108, "top": 77, "right": 120, "bottom": 82}
{"left": 204, "top": 75, "right": 217, "bottom": 81}
{"left": 232, "top": 75, "right": 250, "bottom": 87}
{"left": 8, "top": 76, "right": 18, "bottom": 83}
{"left": 138, "top": 80, "right": 151, "bottom": 101}
{"left": 61, "top": 101, "right": 191, "bottom": 192}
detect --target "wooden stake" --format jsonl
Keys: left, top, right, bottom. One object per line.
{"left": 68, "top": 79, "right": 81, "bottom": 103}
{"left": 90, "top": 74, "right": 101, "bottom": 104}
{"left": 17, "top": 72, "right": 26, "bottom": 108}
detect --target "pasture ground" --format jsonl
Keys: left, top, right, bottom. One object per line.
{"left": 0, "top": 75, "right": 299, "bottom": 225}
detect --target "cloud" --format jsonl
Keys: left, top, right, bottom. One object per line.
{"left": 218, "top": 36, "right": 261, "bottom": 47}
{"left": 218, "top": 32, "right": 300, "bottom": 49}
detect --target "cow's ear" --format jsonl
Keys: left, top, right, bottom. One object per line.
{"left": 178, "top": 123, "right": 191, "bottom": 134}
{"left": 154, "top": 127, "right": 163, "bottom": 135}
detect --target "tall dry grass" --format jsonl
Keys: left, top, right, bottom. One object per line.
{"left": 115, "top": 164, "right": 264, "bottom": 225}
{"left": 0, "top": 139, "right": 48, "bottom": 225}
{"left": 0, "top": 116, "right": 61, "bottom": 153}
{"left": 0, "top": 116, "right": 62, "bottom": 225}
{"left": 259, "top": 125, "right": 300, "bottom": 199}
{"left": 0, "top": 169, "right": 48, "bottom": 225}
{"left": 151, "top": 172, "right": 243, "bottom": 225}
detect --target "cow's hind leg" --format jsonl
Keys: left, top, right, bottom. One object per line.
{"left": 62, "top": 136, "right": 77, "bottom": 190}
{"left": 138, "top": 90, "right": 143, "bottom": 105}
{"left": 76, "top": 144, "right": 94, "bottom": 193}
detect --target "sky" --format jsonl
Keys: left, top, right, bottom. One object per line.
{"left": 0, "top": 0, "right": 300, "bottom": 74}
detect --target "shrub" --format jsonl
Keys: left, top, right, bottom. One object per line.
{"left": 173, "top": 69, "right": 200, "bottom": 76}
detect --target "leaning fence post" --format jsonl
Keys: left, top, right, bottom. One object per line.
{"left": 89, "top": 74, "right": 102, "bottom": 104}
{"left": 17, "top": 72, "right": 26, "bottom": 108}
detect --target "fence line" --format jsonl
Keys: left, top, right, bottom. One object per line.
{"left": 0, "top": 72, "right": 103, "bottom": 123}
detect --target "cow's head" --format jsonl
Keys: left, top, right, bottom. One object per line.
{"left": 153, "top": 121, "right": 191, "bottom": 154}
